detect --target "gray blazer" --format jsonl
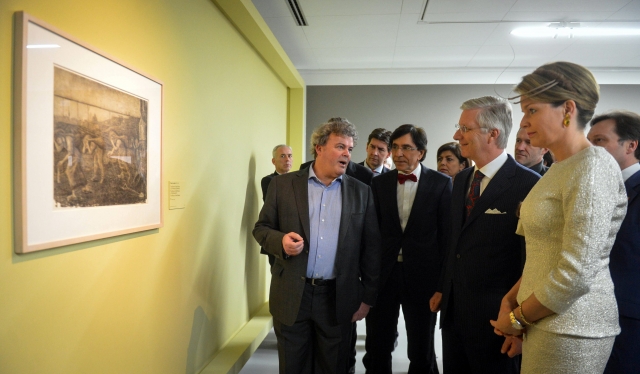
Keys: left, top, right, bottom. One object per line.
{"left": 253, "top": 168, "right": 382, "bottom": 326}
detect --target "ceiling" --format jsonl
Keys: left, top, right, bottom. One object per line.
{"left": 252, "top": 0, "right": 640, "bottom": 84}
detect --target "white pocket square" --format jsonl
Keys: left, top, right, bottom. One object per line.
{"left": 485, "top": 208, "right": 507, "bottom": 214}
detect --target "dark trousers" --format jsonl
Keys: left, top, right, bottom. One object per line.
{"left": 363, "top": 262, "right": 439, "bottom": 374}
{"left": 441, "top": 287, "right": 520, "bottom": 374}
{"left": 348, "top": 322, "right": 358, "bottom": 371}
{"left": 272, "top": 282, "right": 352, "bottom": 374}
{"left": 604, "top": 315, "right": 640, "bottom": 374}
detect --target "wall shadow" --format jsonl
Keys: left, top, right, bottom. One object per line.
{"left": 185, "top": 306, "right": 215, "bottom": 374}
{"left": 240, "top": 155, "right": 264, "bottom": 317}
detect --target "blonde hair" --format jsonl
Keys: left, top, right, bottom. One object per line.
{"left": 513, "top": 61, "right": 599, "bottom": 129}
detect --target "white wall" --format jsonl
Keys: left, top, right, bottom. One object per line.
{"left": 306, "top": 84, "right": 640, "bottom": 170}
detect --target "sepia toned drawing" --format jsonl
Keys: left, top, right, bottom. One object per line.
{"left": 53, "top": 66, "right": 148, "bottom": 207}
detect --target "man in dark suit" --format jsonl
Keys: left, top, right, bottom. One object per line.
{"left": 364, "top": 124, "right": 451, "bottom": 374}
{"left": 588, "top": 111, "right": 640, "bottom": 374}
{"left": 359, "top": 128, "right": 392, "bottom": 175}
{"left": 253, "top": 118, "right": 381, "bottom": 374}
{"left": 260, "top": 144, "right": 293, "bottom": 202}
{"left": 260, "top": 144, "right": 293, "bottom": 266}
{"left": 514, "top": 127, "right": 549, "bottom": 176}
{"left": 430, "top": 96, "right": 539, "bottom": 373}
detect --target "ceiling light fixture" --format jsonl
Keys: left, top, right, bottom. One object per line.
{"left": 512, "top": 22, "right": 640, "bottom": 38}
{"left": 26, "top": 44, "right": 60, "bottom": 48}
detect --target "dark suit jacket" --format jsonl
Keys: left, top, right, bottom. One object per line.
{"left": 358, "top": 160, "right": 390, "bottom": 175}
{"left": 300, "top": 160, "right": 374, "bottom": 186}
{"left": 372, "top": 166, "right": 452, "bottom": 304}
{"left": 439, "top": 155, "right": 540, "bottom": 327}
{"left": 610, "top": 169, "right": 640, "bottom": 319}
{"left": 260, "top": 171, "right": 278, "bottom": 202}
{"left": 529, "top": 160, "right": 549, "bottom": 176}
{"left": 253, "top": 169, "right": 382, "bottom": 326}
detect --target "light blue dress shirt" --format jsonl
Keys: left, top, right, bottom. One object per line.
{"left": 306, "top": 165, "right": 343, "bottom": 279}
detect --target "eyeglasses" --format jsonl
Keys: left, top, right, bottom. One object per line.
{"left": 391, "top": 144, "right": 419, "bottom": 152}
{"left": 455, "top": 124, "right": 489, "bottom": 133}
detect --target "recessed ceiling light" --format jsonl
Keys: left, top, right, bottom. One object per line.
{"left": 511, "top": 23, "right": 640, "bottom": 38}
{"left": 26, "top": 44, "right": 61, "bottom": 48}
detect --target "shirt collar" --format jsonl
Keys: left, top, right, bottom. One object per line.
{"left": 398, "top": 163, "right": 422, "bottom": 181}
{"left": 622, "top": 162, "right": 640, "bottom": 181}
{"left": 475, "top": 150, "right": 508, "bottom": 179}
{"left": 308, "top": 162, "right": 343, "bottom": 185}
{"left": 366, "top": 161, "right": 385, "bottom": 174}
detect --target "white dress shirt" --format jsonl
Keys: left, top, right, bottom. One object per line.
{"left": 468, "top": 151, "right": 508, "bottom": 196}
{"left": 621, "top": 162, "right": 640, "bottom": 182}
{"left": 366, "top": 161, "right": 385, "bottom": 175}
{"left": 396, "top": 164, "right": 421, "bottom": 260}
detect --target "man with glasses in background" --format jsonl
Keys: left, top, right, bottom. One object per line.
{"left": 364, "top": 124, "right": 452, "bottom": 374}
{"left": 430, "top": 96, "right": 540, "bottom": 374}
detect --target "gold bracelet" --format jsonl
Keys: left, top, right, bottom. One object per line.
{"left": 519, "top": 303, "right": 535, "bottom": 326}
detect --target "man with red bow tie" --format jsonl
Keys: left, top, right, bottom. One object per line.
{"left": 364, "top": 124, "right": 452, "bottom": 374}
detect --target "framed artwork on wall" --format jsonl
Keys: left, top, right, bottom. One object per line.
{"left": 13, "top": 11, "right": 163, "bottom": 253}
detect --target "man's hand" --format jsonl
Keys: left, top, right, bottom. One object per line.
{"left": 351, "top": 303, "right": 371, "bottom": 322}
{"left": 501, "top": 336, "right": 523, "bottom": 358}
{"left": 429, "top": 292, "right": 442, "bottom": 312}
{"left": 282, "top": 232, "right": 304, "bottom": 256}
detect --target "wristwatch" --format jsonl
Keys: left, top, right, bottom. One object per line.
{"left": 510, "top": 310, "right": 525, "bottom": 330}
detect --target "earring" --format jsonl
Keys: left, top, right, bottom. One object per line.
{"left": 563, "top": 114, "right": 570, "bottom": 127}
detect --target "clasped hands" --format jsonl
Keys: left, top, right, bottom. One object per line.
{"left": 489, "top": 296, "right": 524, "bottom": 358}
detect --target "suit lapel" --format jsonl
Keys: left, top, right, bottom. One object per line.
{"left": 626, "top": 169, "right": 640, "bottom": 204}
{"left": 293, "top": 169, "right": 311, "bottom": 241}
{"left": 338, "top": 175, "right": 353, "bottom": 246}
{"left": 386, "top": 170, "right": 403, "bottom": 232}
{"left": 453, "top": 167, "right": 472, "bottom": 231}
{"left": 462, "top": 156, "right": 516, "bottom": 230}
{"left": 405, "top": 165, "right": 433, "bottom": 234}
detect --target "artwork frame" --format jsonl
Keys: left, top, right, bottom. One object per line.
{"left": 13, "top": 11, "right": 163, "bottom": 254}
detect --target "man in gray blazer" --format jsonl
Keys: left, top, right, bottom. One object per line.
{"left": 254, "top": 118, "right": 382, "bottom": 374}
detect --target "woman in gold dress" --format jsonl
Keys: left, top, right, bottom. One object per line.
{"left": 490, "top": 61, "right": 628, "bottom": 373}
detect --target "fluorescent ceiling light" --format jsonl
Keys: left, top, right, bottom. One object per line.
{"left": 26, "top": 44, "right": 60, "bottom": 48}
{"left": 511, "top": 23, "right": 640, "bottom": 38}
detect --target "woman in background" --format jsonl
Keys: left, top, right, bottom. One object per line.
{"left": 436, "top": 142, "right": 470, "bottom": 181}
{"left": 490, "top": 61, "right": 627, "bottom": 373}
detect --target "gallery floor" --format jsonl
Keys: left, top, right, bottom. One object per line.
{"left": 240, "top": 311, "right": 444, "bottom": 374}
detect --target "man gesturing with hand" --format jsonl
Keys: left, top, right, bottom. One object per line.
{"left": 254, "top": 118, "right": 381, "bottom": 374}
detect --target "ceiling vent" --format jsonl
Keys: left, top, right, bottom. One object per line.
{"left": 419, "top": 0, "right": 430, "bottom": 22}
{"left": 286, "top": 0, "right": 307, "bottom": 26}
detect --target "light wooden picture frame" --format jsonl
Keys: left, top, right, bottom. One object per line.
{"left": 13, "top": 11, "right": 163, "bottom": 253}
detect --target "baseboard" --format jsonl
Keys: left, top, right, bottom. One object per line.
{"left": 199, "top": 302, "right": 273, "bottom": 374}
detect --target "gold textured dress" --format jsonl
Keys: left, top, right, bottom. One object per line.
{"left": 516, "top": 146, "right": 627, "bottom": 374}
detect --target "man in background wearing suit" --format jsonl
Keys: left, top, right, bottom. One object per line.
{"left": 364, "top": 124, "right": 452, "bottom": 374}
{"left": 514, "top": 127, "right": 549, "bottom": 176}
{"left": 430, "top": 96, "right": 539, "bottom": 373}
{"left": 261, "top": 144, "right": 293, "bottom": 201}
{"left": 254, "top": 119, "right": 381, "bottom": 374}
{"left": 588, "top": 111, "right": 640, "bottom": 374}
{"left": 300, "top": 118, "right": 374, "bottom": 187}
{"left": 260, "top": 144, "right": 293, "bottom": 266}
{"left": 360, "top": 128, "right": 392, "bottom": 175}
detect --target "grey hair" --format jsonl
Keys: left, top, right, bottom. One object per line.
{"left": 460, "top": 96, "right": 512, "bottom": 149}
{"left": 272, "top": 144, "right": 292, "bottom": 158}
{"left": 310, "top": 118, "right": 358, "bottom": 157}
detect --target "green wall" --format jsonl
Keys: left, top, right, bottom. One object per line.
{"left": 0, "top": 0, "right": 302, "bottom": 372}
